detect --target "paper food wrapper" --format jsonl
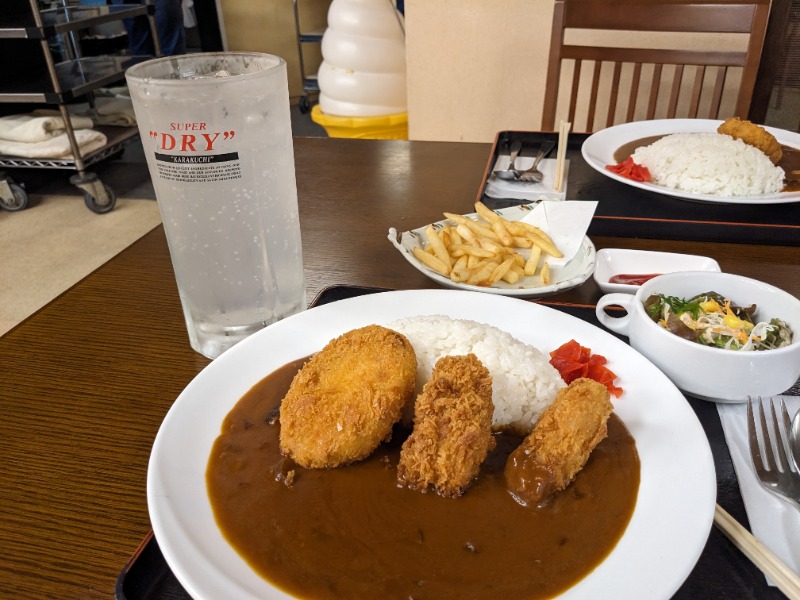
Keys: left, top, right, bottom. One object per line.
{"left": 717, "top": 396, "right": 800, "bottom": 585}
{"left": 521, "top": 201, "right": 597, "bottom": 267}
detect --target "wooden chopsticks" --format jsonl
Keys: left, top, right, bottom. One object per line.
{"left": 714, "top": 504, "right": 800, "bottom": 599}
{"left": 554, "top": 120, "right": 571, "bottom": 192}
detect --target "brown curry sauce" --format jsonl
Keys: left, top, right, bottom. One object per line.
{"left": 206, "top": 359, "right": 640, "bottom": 600}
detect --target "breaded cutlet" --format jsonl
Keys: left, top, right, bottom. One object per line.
{"left": 397, "top": 353, "right": 494, "bottom": 498}
{"left": 718, "top": 117, "right": 782, "bottom": 164}
{"left": 279, "top": 325, "right": 417, "bottom": 469}
{"left": 505, "top": 377, "right": 613, "bottom": 506}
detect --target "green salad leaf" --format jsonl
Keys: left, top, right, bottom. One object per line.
{"left": 642, "top": 292, "right": 792, "bottom": 352}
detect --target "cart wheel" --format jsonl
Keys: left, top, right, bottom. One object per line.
{"left": 298, "top": 95, "right": 311, "bottom": 114}
{"left": 84, "top": 184, "right": 117, "bottom": 214}
{"left": 0, "top": 183, "right": 30, "bottom": 211}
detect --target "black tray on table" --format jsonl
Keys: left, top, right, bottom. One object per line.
{"left": 478, "top": 130, "right": 800, "bottom": 246}
{"left": 116, "top": 284, "right": 785, "bottom": 600}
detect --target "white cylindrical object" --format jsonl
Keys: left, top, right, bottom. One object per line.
{"left": 318, "top": 63, "right": 406, "bottom": 107}
{"left": 317, "top": 0, "right": 407, "bottom": 117}
{"left": 317, "top": 94, "right": 406, "bottom": 118}
{"left": 327, "top": 0, "right": 405, "bottom": 38}
{"left": 321, "top": 29, "right": 406, "bottom": 73}
{"left": 126, "top": 53, "right": 306, "bottom": 359}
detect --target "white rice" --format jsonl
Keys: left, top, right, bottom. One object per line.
{"left": 388, "top": 315, "right": 566, "bottom": 433}
{"left": 631, "top": 132, "right": 785, "bottom": 196}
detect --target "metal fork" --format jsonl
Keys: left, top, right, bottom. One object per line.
{"left": 517, "top": 140, "right": 555, "bottom": 182}
{"left": 748, "top": 396, "right": 800, "bottom": 510}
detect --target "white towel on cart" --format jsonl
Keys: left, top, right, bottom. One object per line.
{"left": 0, "top": 129, "right": 108, "bottom": 159}
{"left": 84, "top": 96, "right": 137, "bottom": 126}
{"left": 34, "top": 96, "right": 137, "bottom": 128}
{"left": 33, "top": 85, "right": 138, "bottom": 127}
{"left": 0, "top": 114, "right": 95, "bottom": 143}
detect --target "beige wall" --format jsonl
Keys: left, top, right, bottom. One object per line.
{"left": 404, "top": 0, "right": 749, "bottom": 142}
{"left": 219, "top": 0, "right": 330, "bottom": 101}
{"left": 405, "top": 0, "right": 554, "bottom": 142}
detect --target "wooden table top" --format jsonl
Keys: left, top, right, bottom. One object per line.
{"left": 1, "top": 136, "right": 798, "bottom": 599}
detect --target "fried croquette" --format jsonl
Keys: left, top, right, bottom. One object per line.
{"left": 505, "top": 378, "right": 613, "bottom": 506}
{"left": 279, "top": 325, "right": 417, "bottom": 469}
{"left": 718, "top": 117, "right": 782, "bottom": 164}
{"left": 397, "top": 353, "right": 494, "bottom": 498}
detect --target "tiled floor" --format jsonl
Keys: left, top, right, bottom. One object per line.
{"left": 292, "top": 102, "right": 328, "bottom": 137}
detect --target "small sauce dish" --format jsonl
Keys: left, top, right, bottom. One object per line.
{"left": 594, "top": 248, "right": 721, "bottom": 294}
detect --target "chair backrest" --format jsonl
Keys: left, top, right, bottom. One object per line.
{"left": 541, "top": 0, "right": 770, "bottom": 132}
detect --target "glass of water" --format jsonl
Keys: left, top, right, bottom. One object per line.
{"left": 126, "top": 53, "right": 306, "bottom": 359}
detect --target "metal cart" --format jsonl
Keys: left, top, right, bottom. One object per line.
{"left": 0, "top": 0, "right": 160, "bottom": 213}
{"left": 292, "top": 0, "right": 330, "bottom": 113}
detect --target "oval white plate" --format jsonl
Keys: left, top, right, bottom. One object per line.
{"left": 582, "top": 118, "right": 800, "bottom": 205}
{"left": 388, "top": 204, "right": 596, "bottom": 298}
{"left": 594, "top": 248, "right": 722, "bottom": 294}
{"left": 148, "top": 289, "right": 716, "bottom": 600}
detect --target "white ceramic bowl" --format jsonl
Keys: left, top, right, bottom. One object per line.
{"left": 593, "top": 249, "right": 721, "bottom": 294}
{"left": 596, "top": 271, "right": 800, "bottom": 402}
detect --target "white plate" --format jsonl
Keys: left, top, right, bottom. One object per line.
{"left": 594, "top": 248, "right": 722, "bottom": 294}
{"left": 148, "top": 289, "right": 716, "bottom": 600}
{"left": 388, "top": 204, "right": 596, "bottom": 298}
{"left": 582, "top": 118, "right": 800, "bottom": 205}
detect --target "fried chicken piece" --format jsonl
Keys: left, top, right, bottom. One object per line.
{"left": 397, "top": 354, "right": 494, "bottom": 498}
{"left": 718, "top": 117, "right": 782, "bottom": 164}
{"left": 505, "top": 378, "right": 613, "bottom": 506}
{"left": 279, "top": 325, "right": 416, "bottom": 469}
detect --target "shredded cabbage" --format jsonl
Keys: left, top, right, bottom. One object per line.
{"left": 643, "top": 292, "right": 792, "bottom": 351}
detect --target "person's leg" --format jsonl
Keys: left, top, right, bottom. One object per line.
{"left": 153, "top": 0, "right": 186, "bottom": 56}
{"left": 110, "top": 0, "right": 184, "bottom": 57}
{"left": 127, "top": 15, "right": 156, "bottom": 56}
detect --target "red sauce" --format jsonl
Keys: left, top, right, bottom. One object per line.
{"left": 609, "top": 273, "right": 661, "bottom": 285}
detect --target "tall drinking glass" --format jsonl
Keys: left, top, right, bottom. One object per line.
{"left": 126, "top": 53, "right": 305, "bottom": 359}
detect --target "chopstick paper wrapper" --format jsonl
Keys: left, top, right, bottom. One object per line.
{"left": 484, "top": 158, "right": 569, "bottom": 201}
{"left": 717, "top": 396, "right": 800, "bottom": 590}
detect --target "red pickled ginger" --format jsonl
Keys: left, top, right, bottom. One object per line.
{"left": 605, "top": 156, "right": 651, "bottom": 182}
{"left": 550, "top": 339, "right": 623, "bottom": 397}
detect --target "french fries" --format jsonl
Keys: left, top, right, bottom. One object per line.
{"left": 413, "top": 202, "right": 562, "bottom": 288}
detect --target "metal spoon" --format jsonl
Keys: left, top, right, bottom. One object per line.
{"left": 493, "top": 141, "right": 522, "bottom": 180}
{"left": 518, "top": 140, "right": 555, "bottom": 183}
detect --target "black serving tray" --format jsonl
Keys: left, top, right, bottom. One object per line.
{"left": 117, "top": 284, "right": 787, "bottom": 600}
{"left": 116, "top": 530, "right": 188, "bottom": 600}
{"left": 477, "top": 130, "right": 800, "bottom": 246}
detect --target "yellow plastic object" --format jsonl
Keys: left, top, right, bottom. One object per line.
{"left": 311, "top": 106, "right": 408, "bottom": 140}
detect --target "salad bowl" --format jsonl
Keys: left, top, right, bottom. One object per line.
{"left": 596, "top": 271, "right": 800, "bottom": 402}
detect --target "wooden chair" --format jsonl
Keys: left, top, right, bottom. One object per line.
{"left": 541, "top": 0, "right": 771, "bottom": 133}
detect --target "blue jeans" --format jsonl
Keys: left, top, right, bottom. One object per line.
{"left": 112, "top": 0, "right": 186, "bottom": 57}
